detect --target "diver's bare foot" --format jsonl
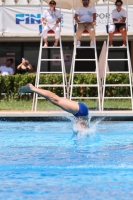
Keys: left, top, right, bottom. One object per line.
{"left": 18, "top": 83, "right": 33, "bottom": 93}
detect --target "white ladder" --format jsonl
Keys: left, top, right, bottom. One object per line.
{"left": 102, "top": 34, "right": 133, "bottom": 110}
{"left": 69, "top": 31, "right": 101, "bottom": 110}
{"left": 32, "top": 30, "right": 67, "bottom": 111}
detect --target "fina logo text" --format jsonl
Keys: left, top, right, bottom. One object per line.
{"left": 16, "top": 14, "right": 41, "bottom": 24}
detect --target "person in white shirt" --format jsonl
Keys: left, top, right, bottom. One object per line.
{"left": 108, "top": 0, "right": 127, "bottom": 47}
{"left": 0, "top": 58, "right": 14, "bottom": 76}
{"left": 41, "top": 0, "right": 61, "bottom": 47}
{"left": 74, "top": 0, "right": 96, "bottom": 47}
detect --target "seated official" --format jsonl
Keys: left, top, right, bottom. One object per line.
{"left": 74, "top": 0, "right": 96, "bottom": 47}
{"left": 41, "top": 0, "right": 61, "bottom": 47}
{"left": 0, "top": 58, "right": 14, "bottom": 76}
{"left": 17, "top": 58, "right": 33, "bottom": 74}
{"left": 108, "top": 0, "right": 127, "bottom": 47}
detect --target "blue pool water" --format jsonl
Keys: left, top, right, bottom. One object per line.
{"left": 0, "top": 120, "right": 133, "bottom": 200}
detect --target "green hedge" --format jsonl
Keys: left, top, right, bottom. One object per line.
{"left": 0, "top": 73, "right": 131, "bottom": 99}
{"left": 72, "top": 73, "right": 130, "bottom": 97}
{"left": 105, "top": 73, "right": 130, "bottom": 97}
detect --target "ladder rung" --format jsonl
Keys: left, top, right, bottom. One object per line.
{"left": 37, "top": 97, "right": 47, "bottom": 99}
{"left": 73, "top": 72, "right": 97, "bottom": 74}
{"left": 104, "top": 97, "right": 131, "bottom": 99}
{"left": 75, "top": 59, "right": 96, "bottom": 61}
{"left": 76, "top": 47, "right": 95, "bottom": 49}
{"left": 72, "top": 84, "right": 98, "bottom": 87}
{"left": 106, "top": 72, "right": 129, "bottom": 74}
{"left": 108, "top": 47, "right": 127, "bottom": 49}
{"left": 71, "top": 97, "right": 99, "bottom": 99}
{"left": 42, "top": 47, "right": 60, "bottom": 49}
{"left": 107, "top": 59, "right": 128, "bottom": 61}
{"left": 37, "top": 84, "right": 64, "bottom": 87}
{"left": 40, "top": 72, "right": 62, "bottom": 74}
{"left": 41, "top": 59, "right": 61, "bottom": 61}
{"left": 104, "top": 84, "right": 130, "bottom": 87}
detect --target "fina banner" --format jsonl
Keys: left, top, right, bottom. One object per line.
{"left": 3, "top": 6, "right": 74, "bottom": 34}
{"left": 2, "top": 5, "right": 133, "bottom": 34}
{"left": 3, "top": 6, "right": 41, "bottom": 33}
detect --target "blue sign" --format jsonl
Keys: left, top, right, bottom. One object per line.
{"left": 16, "top": 14, "right": 41, "bottom": 24}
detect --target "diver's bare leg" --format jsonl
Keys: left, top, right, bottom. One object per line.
{"left": 19, "top": 84, "right": 79, "bottom": 115}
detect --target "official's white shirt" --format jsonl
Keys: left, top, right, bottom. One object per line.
{"left": 0, "top": 66, "right": 14, "bottom": 76}
{"left": 112, "top": 8, "right": 127, "bottom": 20}
{"left": 75, "top": 6, "right": 96, "bottom": 23}
{"left": 42, "top": 9, "right": 61, "bottom": 28}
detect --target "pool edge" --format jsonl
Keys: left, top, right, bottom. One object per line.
{"left": 0, "top": 111, "right": 133, "bottom": 121}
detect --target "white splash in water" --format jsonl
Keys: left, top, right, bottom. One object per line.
{"left": 72, "top": 116, "right": 105, "bottom": 137}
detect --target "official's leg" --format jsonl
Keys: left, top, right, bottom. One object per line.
{"left": 87, "top": 23, "right": 95, "bottom": 42}
{"left": 43, "top": 26, "right": 50, "bottom": 47}
{"left": 52, "top": 25, "right": 60, "bottom": 46}
{"left": 86, "top": 23, "right": 95, "bottom": 46}
{"left": 76, "top": 23, "right": 85, "bottom": 41}
{"left": 119, "top": 25, "right": 127, "bottom": 46}
{"left": 109, "top": 32, "right": 114, "bottom": 46}
{"left": 108, "top": 24, "right": 115, "bottom": 46}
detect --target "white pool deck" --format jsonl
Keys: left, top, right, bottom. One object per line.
{"left": 0, "top": 110, "right": 133, "bottom": 119}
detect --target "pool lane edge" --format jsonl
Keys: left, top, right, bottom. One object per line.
{"left": 0, "top": 111, "right": 133, "bottom": 121}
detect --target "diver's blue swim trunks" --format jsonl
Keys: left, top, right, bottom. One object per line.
{"left": 74, "top": 102, "right": 88, "bottom": 117}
